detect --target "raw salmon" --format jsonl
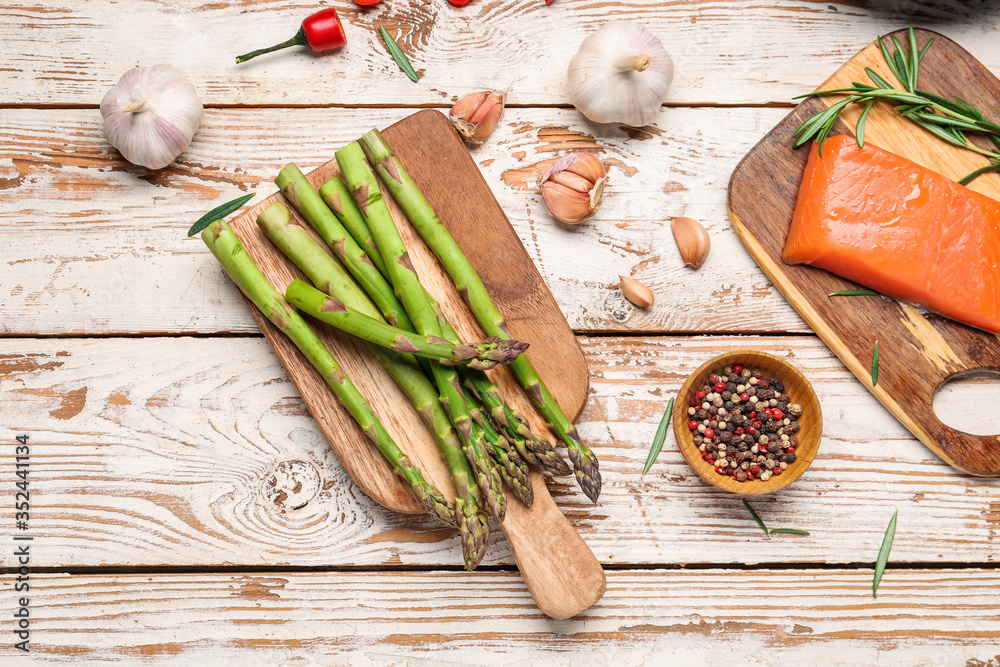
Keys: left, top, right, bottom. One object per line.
{"left": 782, "top": 134, "right": 1000, "bottom": 334}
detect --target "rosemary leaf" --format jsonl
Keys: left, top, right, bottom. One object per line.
{"left": 641, "top": 397, "right": 674, "bottom": 477}
{"left": 187, "top": 193, "right": 255, "bottom": 237}
{"left": 379, "top": 26, "right": 419, "bottom": 83}
{"left": 864, "top": 67, "right": 895, "bottom": 91}
{"left": 871, "top": 340, "right": 880, "bottom": 387}
{"left": 829, "top": 289, "right": 878, "bottom": 297}
{"left": 873, "top": 508, "right": 898, "bottom": 598}
{"left": 771, "top": 528, "right": 811, "bottom": 536}
{"left": 959, "top": 162, "right": 1000, "bottom": 186}
{"left": 855, "top": 99, "right": 876, "bottom": 147}
{"left": 742, "top": 500, "right": 770, "bottom": 538}
{"left": 907, "top": 27, "right": 920, "bottom": 91}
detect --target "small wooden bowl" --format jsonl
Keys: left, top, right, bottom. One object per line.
{"left": 673, "top": 350, "right": 822, "bottom": 495}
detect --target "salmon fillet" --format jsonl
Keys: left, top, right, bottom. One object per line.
{"left": 782, "top": 134, "right": 1000, "bottom": 334}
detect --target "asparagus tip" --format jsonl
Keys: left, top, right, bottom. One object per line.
{"left": 569, "top": 448, "right": 602, "bottom": 503}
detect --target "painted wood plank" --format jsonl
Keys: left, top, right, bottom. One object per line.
{"left": 0, "top": 106, "right": 804, "bottom": 336}
{"left": 4, "top": 569, "right": 1000, "bottom": 664}
{"left": 1, "top": 1, "right": 998, "bottom": 106}
{"left": 2, "top": 335, "right": 999, "bottom": 569}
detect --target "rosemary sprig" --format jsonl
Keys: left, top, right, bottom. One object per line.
{"left": 871, "top": 340, "right": 880, "bottom": 387}
{"left": 187, "top": 193, "right": 255, "bottom": 237}
{"left": 379, "top": 26, "right": 419, "bottom": 83}
{"left": 742, "top": 500, "right": 811, "bottom": 538}
{"left": 829, "top": 289, "right": 878, "bottom": 297}
{"left": 641, "top": 397, "right": 673, "bottom": 477}
{"left": 793, "top": 27, "right": 1000, "bottom": 183}
{"left": 873, "top": 508, "right": 898, "bottom": 598}
{"left": 742, "top": 500, "right": 770, "bottom": 538}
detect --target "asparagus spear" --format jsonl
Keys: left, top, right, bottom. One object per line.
{"left": 256, "top": 204, "right": 489, "bottom": 568}
{"left": 201, "top": 218, "right": 456, "bottom": 528}
{"left": 461, "top": 368, "right": 572, "bottom": 476}
{"left": 359, "top": 128, "right": 602, "bottom": 502}
{"left": 286, "top": 280, "right": 528, "bottom": 369}
{"left": 275, "top": 164, "right": 410, "bottom": 329}
{"left": 311, "top": 171, "right": 565, "bottom": 484}
{"left": 318, "top": 175, "right": 388, "bottom": 279}
{"left": 479, "top": 409, "right": 533, "bottom": 507}
{"left": 337, "top": 141, "right": 507, "bottom": 521}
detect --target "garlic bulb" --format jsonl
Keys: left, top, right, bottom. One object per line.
{"left": 100, "top": 65, "right": 204, "bottom": 169}
{"left": 450, "top": 90, "right": 505, "bottom": 144}
{"left": 567, "top": 23, "right": 673, "bottom": 127}
{"left": 539, "top": 152, "right": 607, "bottom": 225}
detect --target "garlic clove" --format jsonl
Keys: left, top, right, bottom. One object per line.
{"left": 567, "top": 22, "right": 674, "bottom": 128}
{"left": 539, "top": 152, "right": 607, "bottom": 225}
{"left": 450, "top": 90, "right": 506, "bottom": 144}
{"left": 671, "top": 216, "right": 711, "bottom": 269}
{"left": 541, "top": 182, "right": 596, "bottom": 225}
{"left": 100, "top": 64, "right": 203, "bottom": 170}
{"left": 620, "top": 275, "right": 654, "bottom": 308}
{"left": 548, "top": 170, "right": 594, "bottom": 193}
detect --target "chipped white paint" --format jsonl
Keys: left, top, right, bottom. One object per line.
{"left": 2, "top": 335, "right": 999, "bottom": 571}
{"left": 0, "top": 106, "right": 804, "bottom": 336}
{"left": 4, "top": 570, "right": 1000, "bottom": 663}
{"left": 1, "top": 1, "right": 998, "bottom": 106}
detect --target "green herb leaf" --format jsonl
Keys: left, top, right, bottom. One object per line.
{"left": 792, "top": 27, "right": 1000, "bottom": 171}
{"left": 829, "top": 289, "right": 878, "bottom": 297}
{"left": 959, "top": 162, "right": 1000, "bottom": 186}
{"left": 379, "top": 26, "right": 419, "bottom": 83}
{"left": 871, "top": 340, "right": 880, "bottom": 387}
{"left": 187, "top": 193, "right": 255, "bottom": 237}
{"left": 641, "top": 397, "right": 674, "bottom": 477}
{"left": 771, "top": 528, "right": 811, "bottom": 536}
{"left": 873, "top": 508, "right": 898, "bottom": 597}
{"left": 742, "top": 499, "right": 770, "bottom": 538}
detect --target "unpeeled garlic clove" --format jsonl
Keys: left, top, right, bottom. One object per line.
{"left": 539, "top": 152, "right": 607, "bottom": 224}
{"left": 671, "top": 216, "right": 710, "bottom": 268}
{"left": 620, "top": 275, "right": 653, "bottom": 308}
{"left": 450, "top": 90, "right": 506, "bottom": 144}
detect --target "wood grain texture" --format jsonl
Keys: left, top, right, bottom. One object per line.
{"left": 0, "top": 106, "right": 806, "bottom": 337}
{"left": 5, "top": 569, "right": 1000, "bottom": 664}
{"left": 4, "top": 335, "right": 1000, "bottom": 569}
{"left": 728, "top": 29, "right": 1000, "bottom": 476}
{"left": 1, "top": 1, "right": 999, "bottom": 106}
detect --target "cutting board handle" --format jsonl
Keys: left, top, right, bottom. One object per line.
{"left": 500, "top": 473, "right": 606, "bottom": 620}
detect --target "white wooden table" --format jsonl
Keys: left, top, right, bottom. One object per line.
{"left": 3, "top": 1, "right": 1000, "bottom": 663}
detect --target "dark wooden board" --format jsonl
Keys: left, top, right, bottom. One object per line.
{"left": 224, "top": 110, "right": 603, "bottom": 619}
{"left": 728, "top": 29, "right": 1000, "bottom": 476}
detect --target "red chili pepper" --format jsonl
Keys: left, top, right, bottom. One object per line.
{"left": 236, "top": 8, "right": 347, "bottom": 64}
{"left": 448, "top": 0, "right": 473, "bottom": 6}
{"left": 356, "top": 0, "right": 382, "bottom": 5}
{"left": 546, "top": 0, "right": 556, "bottom": 4}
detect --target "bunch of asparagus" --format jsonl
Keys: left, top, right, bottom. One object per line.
{"left": 201, "top": 130, "right": 601, "bottom": 569}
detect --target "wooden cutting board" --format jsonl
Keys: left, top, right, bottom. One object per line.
{"left": 224, "top": 109, "right": 603, "bottom": 619}
{"left": 728, "top": 29, "right": 1000, "bottom": 476}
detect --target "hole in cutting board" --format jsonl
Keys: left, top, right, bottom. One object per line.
{"left": 933, "top": 372, "right": 1000, "bottom": 436}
